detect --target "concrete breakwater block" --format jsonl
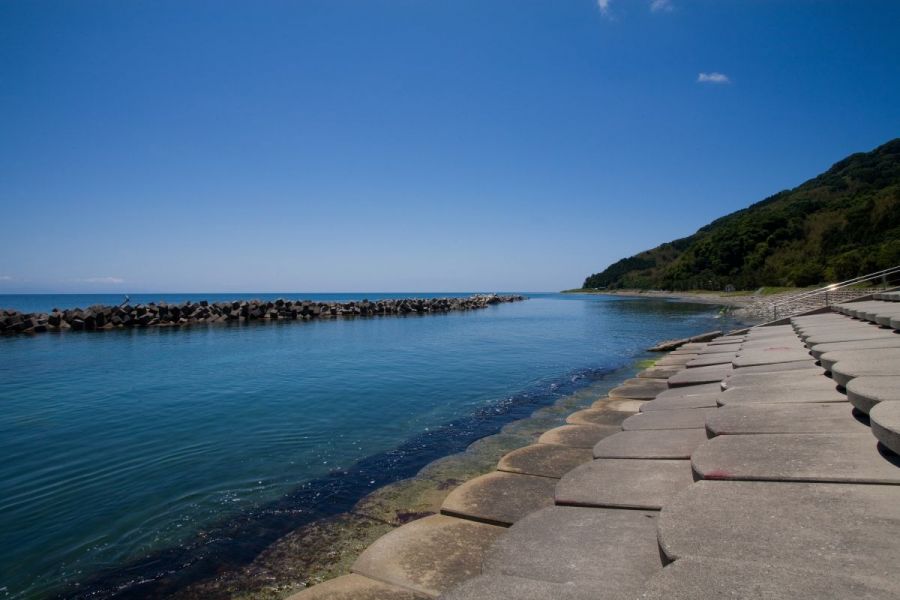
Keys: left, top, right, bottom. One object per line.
{"left": 695, "top": 343, "right": 742, "bottom": 354}
{"left": 809, "top": 337, "right": 900, "bottom": 359}
{"left": 667, "top": 365, "right": 733, "bottom": 387}
{"left": 655, "top": 355, "right": 698, "bottom": 366}
{"left": 593, "top": 429, "right": 709, "bottom": 459}
{"left": 594, "top": 398, "right": 645, "bottom": 412}
{"left": 609, "top": 379, "right": 668, "bottom": 400}
{"left": 555, "top": 458, "right": 694, "bottom": 510}
{"left": 658, "top": 480, "right": 900, "bottom": 581}
{"left": 706, "top": 403, "right": 864, "bottom": 435}
{"left": 822, "top": 348, "right": 900, "bottom": 381}
{"left": 654, "top": 383, "right": 723, "bottom": 400}
{"left": 440, "top": 472, "right": 557, "bottom": 527}
{"left": 722, "top": 369, "right": 835, "bottom": 390}
{"left": 637, "top": 366, "right": 683, "bottom": 379}
{"left": 870, "top": 401, "right": 900, "bottom": 457}
{"left": 636, "top": 556, "right": 900, "bottom": 600}
{"left": 483, "top": 506, "right": 662, "bottom": 593}
{"left": 640, "top": 393, "right": 720, "bottom": 412}
{"left": 846, "top": 376, "right": 900, "bottom": 414}
{"left": 685, "top": 353, "right": 737, "bottom": 368}
{"left": 564, "top": 408, "right": 632, "bottom": 427}
{"left": 731, "top": 349, "right": 813, "bottom": 368}
{"left": 707, "top": 335, "right": 745, "bottom": 345}
{"left": 716, "top": 385, "right": 847, "bottom": 407}
{"left": 352, "top": 514, "right": 505, "bottom": 597}
{"left": 439, "top": 574, "right": 607, "bottom": 600}
{"left": 731, "top": 360, "right": 820, "bottom": 374}
{"left": 691, "top": 433, "right": 900, "bottom": 484}
{"left": 537, "top": 424, "right": 620, "bottom": 448}
{"left": 804, "top": 329, "right": 897, "bottom": 346}
{"left": 497, "top": 444, "right": 593, "bottom": 479}
{"left": 622, "top": 408, "right": 718, "bottom": 431}
{"left": 287, "top": 574, "right": 428, "bottom": 600}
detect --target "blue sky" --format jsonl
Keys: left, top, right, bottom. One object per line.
{"left": 1, "top": 0, "right": 898, "bottom": 293}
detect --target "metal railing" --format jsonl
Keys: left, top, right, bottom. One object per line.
{"left": 770, "top": 265, "right": 900, "bottom": 320}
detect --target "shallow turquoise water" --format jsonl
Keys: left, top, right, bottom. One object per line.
{"left": 0, "top": 293, "right": 727, "bottom": 598}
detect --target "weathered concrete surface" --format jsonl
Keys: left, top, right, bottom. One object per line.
{"left": 731, "top": 349, "right": 813, "bottom": 368}
{"left": 556, "top": 459, "right": 694, "bottom": 510}
{"left": 846, "top": 376, "right": 900, "bottom": 413}
{"left": 706, "top": 403, "right": 864, "bottom": 435}
{"left": 622, "top": 408, "right": 718, "bottom": 431}
{"left": 871, "top": 401, "right": 900, "bottom": 457}
{"left": 593, "top": 429, "right": 709, "bottom": 459}
{"left": 654, "top": 382, "right": 723, "bottom": 400}
{"left": 707, "top": 335, "right": 745, "bottom": 345}
{"left": 609, "top": 379, "right": 669, "bottom": 400}
{"left": 440, "top": 471, "right": 557, "bottom": 526}
{"left": 804, "top": 329, "right": 897, "bottom": 346}
{"left": 808, "top": 337, "right": 900, "bottom": 359}
{"left": 694, "top": 343, "right": 742, "bottom": 354}
{"left": 636, "top": 556, "right": 899, "bottom": 600}
{"left": 658, "top": 480, "right": 900, "bottom": 581}
{"left": 692, "top": 433, "right": 900, "bottom": 484}
{"left": 730, "top": 360, "right": 820, "bottom": 374}
{"left": 565, "top": 408, "right": 632, "bottom": 427}
{"left": 716, "top": 385, "right": 847, "bottom": 406}
{"left": 483, "top": 506, "right": 662, "bottom": 592}
{"left": 722, "top": 369, "right": 834, "bottom": 390}
{"left": 637, "top": 366, "right": 683, "bottom": 379}
{"left": 685, "top": 353, "right": 737, "bottom": 368}
{"left": 288, "top": 574, "right": 429, "bottom": 600}
{"left": 439, "top": 574, "right": 606, "bottom": 600}
{"left": 822, "top": 348, "right": 900, "bottom": 382}
{"left": 655, "top": 354, "right": 697, "bottom": 366}
{"left": 537, "top": 424, "right": 620, "bottom": 448}
{"left": 352, "top": 515, "right": 505, "bottom": 597}
{"left": 594, "top": 398, "right": 646, "bottom": 413}
{"left": 667, "top": 365, "right": 733, "bottom": 387}
{"left": 820, "top": 347, "right": 900, "bottom": 371}
{"left": 640, "top": 393, "right": 720, "bottom": 412}
{"left": 497, "top": 444, "right": 593, "bottom": 479}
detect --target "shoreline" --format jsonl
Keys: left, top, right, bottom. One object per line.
{"left": 561, "top": 288, "right": 756, "bottom": 308}
{"left": 58, "top": 365, "right": 627, "bottom": 600}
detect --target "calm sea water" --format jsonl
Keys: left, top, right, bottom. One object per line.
{"left": 0, "top": 293, "right": 728, "bottom": 598}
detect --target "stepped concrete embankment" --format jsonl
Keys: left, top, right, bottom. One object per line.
{"left": 0, "top": 294, "right": 525, "bottom": 335}
{"left": 288, "top": 294, "right": 900, "bottom": 599}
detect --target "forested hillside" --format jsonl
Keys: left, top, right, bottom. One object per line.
{"left": 582, "top": 138, "right": 900, "bottom": 290}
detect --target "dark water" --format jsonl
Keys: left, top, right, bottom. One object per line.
{"left": 0, "top": 293, "right": 726, "bottom": 598}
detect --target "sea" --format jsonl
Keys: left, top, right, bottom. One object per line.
{"left": 0, "top": 292, "right": 733, "bottom": 598}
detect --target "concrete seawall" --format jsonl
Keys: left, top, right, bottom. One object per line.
{"left": 0, "top": 294, "right": 525, "bottom": 335}
{"left": 287, "top": 296, "right": 900, "bottom": 599}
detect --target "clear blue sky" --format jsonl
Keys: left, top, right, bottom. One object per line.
{"left": 1, "top": 0, "right": 898, "bottom": 293}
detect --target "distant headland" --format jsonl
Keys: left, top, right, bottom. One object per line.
{"left": 0, "top": 294, "right": 526, "bottom": 335}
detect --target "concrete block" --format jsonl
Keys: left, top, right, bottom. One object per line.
{"left": 556, "top": 458, "right": 694, "bottom": 510}
{"left": 352, "top": 515, "right": 505, "bottom": 597}
{"left": 692, "top": 433, "right": 900, "bottom": 484}
{"left": 593, "top": 429, "right": 709, "bottom": 459}
{"left": 441, "top": 471, "right": 557, "bottom": 526}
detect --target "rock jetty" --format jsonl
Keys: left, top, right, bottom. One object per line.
{"left": 0, "top": 294, "right": 525, "bottom": 335}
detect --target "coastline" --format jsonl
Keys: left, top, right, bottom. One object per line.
{"left": 173, "top": 364, "right": 641, "bottom": 600}
{"left": 561, "top": 288, "right": 755, "bottom": 308}
{"left": 58, "top": 365, "right": 631, "bottom": 600}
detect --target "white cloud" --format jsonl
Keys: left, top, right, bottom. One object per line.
{"left": 697, "top": 72, "right": 731, "bottom": 84}
{"left": 650, "top": 0, "right": 673, "bottom": 12}
{"left": 79, "top": 276, "right": 125, "bottom": 284}
{"left": 597, "top": 0, "right": 612, "bottom": 16}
